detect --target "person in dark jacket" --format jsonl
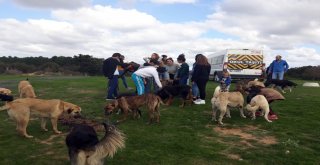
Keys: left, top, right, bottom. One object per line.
{"left": 176, "top": 54, "right": 189, "bottom": 85}
{"left": 102, "top": 53, "right": 123, "bottom": 100}
{"left": 191, "top": 54, "right": 211, "bottom": 105}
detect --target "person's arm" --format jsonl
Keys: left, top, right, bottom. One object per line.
{"left": 284, "top": 60, "right": 289, "bottom": 72}
{"left": 268, "top": 62, "right": 274, "bottom": 74}
{"left": 191, "top": 64, "right": 199, "bottom": 82}
{"left": 152, "top": 69, "right": 162, "bottom": 88}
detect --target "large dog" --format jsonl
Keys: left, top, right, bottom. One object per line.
{"left": 66, "top": 123, "right": 125, "bottom": 165}
{"left": 18, "top": 80, "right": 36, "bottom": 98}
{"left": 156, "top": 84, "right": 192, "bottom": 107}
{"left": 0, "top": 88, "right": 12, "bottom": 95}
{"left": 264, "top": 79, "right": 297, "bottom": 93}
{"left": 211, "top": 86, "right": 246, "bottom": 125}
{"left": 245, "top": 95, "right": 272, "bottom": 123}
{"left": 0, "top": 98, "right": 81, "bottom": 138}
{"left": 105, "top": 93, "right": 162, "bottom": 124}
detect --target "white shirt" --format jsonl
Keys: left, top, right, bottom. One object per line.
{"left": 134, "top": 66, "right": 162, "bottom": 88}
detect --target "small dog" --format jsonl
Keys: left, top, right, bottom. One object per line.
{"left": 66, "top": 122, "right": 125, "bottom": 165}
{"left": 211, "top": 86, "right": 246, "bottom": 125}
{"left": 18, "top": 80, "right": 36, "bottom": 98}
{"left": 105, "top": 93, "right": 162, "bottom": 124}
{"left": 245, "top": 95, "right": 272, "bottom": 123}
{"left": 156, "top": 84, "right": 193, "bottom": 107}
{"left": 264, "top": 79, "right": 297, "bottom": 93}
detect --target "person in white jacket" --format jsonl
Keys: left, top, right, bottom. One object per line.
{"left": 131, "top": 61, "right": 162, "bottom": 95}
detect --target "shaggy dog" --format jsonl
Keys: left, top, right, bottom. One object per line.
{"left": 264, "top": 79, "right": 297, "bottom": 93}
{"left": 66, "top": 122, "right": 125, "bottom": 165}
{"left": 0, "top": 93, "right": 14, "bottom": 102}
{"left": 18, "top": 80, "right": 36, "bottom": 98}
{"left": 0, "top": 98, "right": 81, "bottom": 138}
{"left": 105, "top": 93, "right": 162, "bottom": 124}
{"left": 246, "top": 95, "right": 272, "bottom": 123}
{"left": 156, "top": 84, "right": 192, "bottom": 107}
{"left": 211, "top": 86, "right": 246, "bottom": 125}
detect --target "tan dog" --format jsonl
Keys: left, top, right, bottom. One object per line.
{"left": 18, "top": 80, "right": 36, "bottom": 98}
{"left": 0, "top": 98, "right": 81, "bottom": 138}
{"left": 245, "top": 95, "right": 272, "bottom": 123}
{"left": 105, "top": 93, "right": 162, "bottom": 124}
{"left": 0, "top": 88, "right": 12, "bottom": 95}
{"left": 211, "top": 86, "right": 246, "bottom": 125}
{"left": 247, "top": 78, "right": 265, "bottom": 88}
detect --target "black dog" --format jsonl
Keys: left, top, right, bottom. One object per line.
{"left": 264, "top": 79, "right": 297, "bottom": 93}
{"left": 66, "top": 124, "right": 99, "bottom": 161}
{"left": 0, "top": 94, "right": 14, "bottom": 102}
{"left": 156, "top": 84, "right": 192, "bottom": 107}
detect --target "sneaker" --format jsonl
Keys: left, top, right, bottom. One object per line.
{"left": 268, "top": 114, "right": 278, "bottom": 120}
{"left": 126, "top": 87, "right": 133, "bottom": 91}
{"left": 105, "top": 97, "right": 115, "bottom": 101}
{"left": 194, "top": 99, "right": 205, "bottom": 105}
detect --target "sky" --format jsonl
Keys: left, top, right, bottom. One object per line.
{"left": 0, "top": 0, "right": 319, "bottom": 67}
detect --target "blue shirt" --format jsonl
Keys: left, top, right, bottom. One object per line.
{"left": 269, "top": 60, "right": 289, "bottom": 73}
{"left": 221, "top": 76, "right": 231, "bottom": 86}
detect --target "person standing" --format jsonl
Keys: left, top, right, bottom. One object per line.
{"left": 165, "top": 58, "right": 179, "bottom": 80}
{"left": 118, "top": 55, "right": 132, "bottom": 90}
{"left": 102, "top": 53, "right": 123, "bottom": 100}
{"left": 191, "top": 54, "right": 211, "bottom": 105}
{"left": 176, "top": 54, "right": 189, "bottom": 85}
{"left": 268, "top": 55, "right": 289, "bottom": 80}
{"left": 131, "top": 61, "right": 162, "bottom": 95}
{"left": 191, "top": 54, "right": 201, "bottom": 101}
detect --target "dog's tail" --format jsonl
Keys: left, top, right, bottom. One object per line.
{"left": 245, "top": 101, "right": 259, "bottom": 112}
{"left": 213, "top": 86, "right": 221, "bottom": 98}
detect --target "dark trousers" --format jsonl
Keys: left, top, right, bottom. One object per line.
{"left": 107, "top": 75, "right": 118, "bottom": 99}
{"left": 179, "top": 75, "right": 189, "bottom": 85}
{"left": 195, "top": 79, "right": 208, "bottom": 100}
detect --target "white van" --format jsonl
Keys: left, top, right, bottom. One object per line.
{"left": 207, "top": 49, "right": 264, "bottom": 81}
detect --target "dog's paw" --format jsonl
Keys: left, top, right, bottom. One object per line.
{"left": 55, "top": 131, "right": 62, "bottom": 134}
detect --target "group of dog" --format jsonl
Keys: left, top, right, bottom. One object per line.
{"left": 104, "top": 79, "right": 193, "bottom": 124}
{"left": 211, "top": 78, "right": 297, "bottom": 125}
{"left": 0, "top": 79, "right": 125, "bottom": 165}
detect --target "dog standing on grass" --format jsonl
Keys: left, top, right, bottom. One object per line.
{"left": 246, "top": 95, "right": 272, "bottom": 123}
{"left": 18, "top": 79, "right": 36, "bottom": 98}
{"left": 105, "top": 93, "right": 163, "bottom": 124}
{"left": 66, "top": 123, "right": 125, "bottom": 165}
{"left": 211, "top": 86, "right": 246, "bottom": 125}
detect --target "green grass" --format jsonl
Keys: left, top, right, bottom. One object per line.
{"left": 1, "top": 75, "right": 320, "bottom": 165}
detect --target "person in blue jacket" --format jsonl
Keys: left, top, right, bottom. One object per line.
{"left": 268, "top": 55, "right": 289, "bottom": 80}
{"left": 220, "top": 71, "right": 231, "bottom": 91}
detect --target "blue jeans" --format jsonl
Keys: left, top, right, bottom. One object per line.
{"left": 192, "top": 82, "right": 199, "bottom": 98}
{"left": 179, "top": 76, "right": 189, "bottom": 85}
{"left": 131, "top": 73, "right": 144, "bottom": 95}
{"left": 119, "top": 70, "right": 128, "bottom": 88}
{"left": 145, "top": 77, "right": 159, "bottom": 93}
{"left": 107, "top": 76, "right": 118, "bottom": 99}
{"left": 272, "top": 71, "right": 284, "bottom": 80}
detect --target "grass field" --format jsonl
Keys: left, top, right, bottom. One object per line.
{"left": 0, "top": 75, "right": 320, "bottom": 165}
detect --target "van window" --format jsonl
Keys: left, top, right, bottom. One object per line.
{"left": 212, "top": 55, "right": 224, "bottom": 64}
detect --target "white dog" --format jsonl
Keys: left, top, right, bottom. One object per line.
{"left": 211, "top": 86, "right": 246, "bottom": 125}
{"left": 245, "top": 95, "right": 272, "bottom": 123}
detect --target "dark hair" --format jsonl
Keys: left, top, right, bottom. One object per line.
{"left": 112, "top": 53, "right": 121, "bottom": 58}
{"left": 149, "top": 59, "right": 160, "bottom": 65}
{"left": 195, "top": 54, "right": 209, "bottom": 66}
{"left": 177, "top": 54, "right": 186, "bottom": 62}
{"left": 166, "top": 57, "right": 174, "bottom": 62}
{"left": 161, "top": 55, "right": 167, "bottom": 58}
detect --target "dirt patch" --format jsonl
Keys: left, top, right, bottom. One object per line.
{"left": 214, "top": 126, "right": 277, "bottom": 146}
{"left": 35, "top": 133, "right": 66, "bottom": 145}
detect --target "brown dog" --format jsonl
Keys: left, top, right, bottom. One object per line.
{"left": 18, "top": 80, "right": 36, "bottom": 98}
{"left": 105, "top": 93, "right": 162, "bottom": 124}
{"left": 0, "top": 98, "right": 81, "bottom": 138}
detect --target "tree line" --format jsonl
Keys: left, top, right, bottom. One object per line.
{"left": 0, "top": 54, "right": 104, "bottom": 76}
{"left": 0, "top": 55, "right": 319, "bottom": 80}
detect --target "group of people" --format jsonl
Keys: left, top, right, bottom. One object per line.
{"left": 102, "top": 52, "right": 289, "bottom": 106}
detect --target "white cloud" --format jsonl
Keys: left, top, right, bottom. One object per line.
{"left": 150, "top": 0, "right": 197, "bottom": 4}
{"left": 12, "top": 0, "right": 91, "bottom": 9}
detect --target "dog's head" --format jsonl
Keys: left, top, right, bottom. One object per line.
{"left": 61, "top": 101, "right": 81, "bottom": 116}
{"left": 0, "top": 88, "right": 12, "bottom": 95}
{"left": 104, "top": 100, "right": 119, "bottom": 116}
